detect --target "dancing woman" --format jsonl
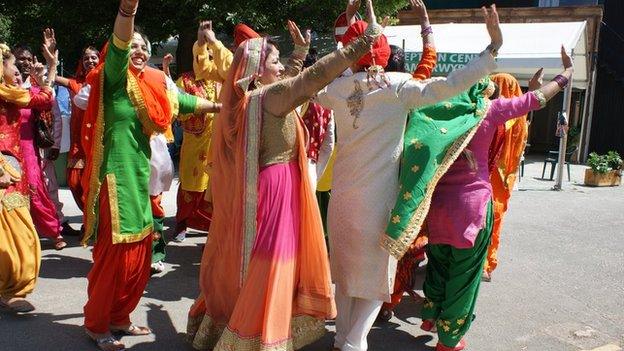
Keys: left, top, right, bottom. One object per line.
{"left": 80, "top": 1, "right": 220, "bottom": 349}
{"left": 186, "top": 8, "right": 387, "bottom": 351}
{"left": 0, "top": 43, "right": 54, "bottom": 312}
{"left": 390, "top": 48, "right": 574, "bottom": 351}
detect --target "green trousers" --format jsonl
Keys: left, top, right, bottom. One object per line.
{"left": 151, "top": 216, "right": 166, "bottom": 264}
{"left": 421, "top": 201, "right": 493, "bottom": 347}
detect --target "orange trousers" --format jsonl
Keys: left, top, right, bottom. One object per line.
{"left": 83, "top": 180, "right": 152, "bottom": 334}
{"left": 484, "top": 173, "right": 510, "bottom": 274}
{"left": 67, "top": 168, "right": 85, "bottom": 211}
{"left": 175, "top": 189, "right": 212, "bottom": 233}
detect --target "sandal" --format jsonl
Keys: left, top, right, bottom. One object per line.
{"left": 54, "top": 238, "right": 67, "bottom": 251}
{"left": 110, "top": 324, "right": 152, "bottom": 336}
{"left": 0, "top": 297, "right": 35, "bottom": 313}
{"left": 85, "top": 329, "right": 125, "bottom": 351}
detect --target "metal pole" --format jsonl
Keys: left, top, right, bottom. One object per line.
{"left": 553, "top": 66, "right": 574, "bottom": 191}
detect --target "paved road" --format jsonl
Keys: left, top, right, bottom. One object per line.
{"left": 1, "top": 157, "right": 623, "bottom": 351}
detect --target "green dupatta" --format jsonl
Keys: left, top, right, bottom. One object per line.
{"left": 381, "top": 77, "right": 493, "bottom": 259}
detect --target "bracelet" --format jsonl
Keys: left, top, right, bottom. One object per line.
{"left": 421, "top": 26, "right": 433, "bottom": 36}
{"left": 552, "top": 74, "right": 569, "bottom": 89}
{"left": 118, "top": 6, "right": 137, "bottom": 17}
{"left": 483, "top": 44, "right": 499, "bottom": 58}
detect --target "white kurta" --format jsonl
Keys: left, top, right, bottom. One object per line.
{"left": 316, "top": 53, "right": 496, "bottom": 301}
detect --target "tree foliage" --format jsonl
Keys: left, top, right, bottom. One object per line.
{"left": 0, "top": 0, "right": 409, "bottom": 74}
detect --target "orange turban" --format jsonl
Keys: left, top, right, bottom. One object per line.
{"left": 341, "top": 20, "right": 390, "bottom": 69}
{"left": 234, "top": 23, "right": 261, "bottom": 48}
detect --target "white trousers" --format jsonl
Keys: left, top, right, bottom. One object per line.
{"left": 41, "top": 157, "right": 65, "bottom": 224}
{"left": 334, "top": 287, "right": 383, "bottom": 351}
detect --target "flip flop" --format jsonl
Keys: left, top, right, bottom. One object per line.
{"left": 110, "top": 324, "right": 152, "bottom": 336}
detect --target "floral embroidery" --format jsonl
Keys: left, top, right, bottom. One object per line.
{"left": 411, "top": 165, "right": 420, "bottom": 173}
{"left": 403, "top": 192, "right": 412, "bottom": 200}
{"left": 347, "top": 80, "right": 364, "bottom": 129}
{"left": 392, "top": 215, "right": 401, "bottom": 224}
{"left": 411, "top": 139, "right": 423, "bottom": 150}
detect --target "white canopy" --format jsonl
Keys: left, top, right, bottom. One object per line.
{"left": 384, "top": 21, "right": 588, "bottom": 89}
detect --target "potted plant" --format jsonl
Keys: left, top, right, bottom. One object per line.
{"left": 584, "top": 151, "right": 622, "bottom": 186}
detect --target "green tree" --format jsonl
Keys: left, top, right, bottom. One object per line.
{"left": 0, "top": 0, "right": 408, "bottom": 75}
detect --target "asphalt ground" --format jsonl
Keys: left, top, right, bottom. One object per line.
{"left": 1, "top": 155, "right": 623, "bottom": 351}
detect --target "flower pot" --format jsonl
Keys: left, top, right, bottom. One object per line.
{"left": 584, "top": 169, "right": 622, "bottom": 187}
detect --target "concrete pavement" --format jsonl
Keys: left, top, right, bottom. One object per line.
{"left": 1, "top": 155, "right": 623, "bottom": 350}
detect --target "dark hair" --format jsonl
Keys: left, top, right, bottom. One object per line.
{"left": 82, "top": 46, "right": 99, "bottom": 57}
{"left": 133, "top": 26, "right": 150, "bottom": 50}
{"left": 304, "top": 47, "right": 318, "bottom": 68}
{"left": 11, "top": 44, "right": 33, "bottom": 57}
{"left": 386, "top": 45, "right": 405, "bottom": 73}
{"left": 490, "top": 82, "right": 500, "bottom": 100}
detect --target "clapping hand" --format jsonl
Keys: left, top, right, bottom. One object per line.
{"left": 197, "top": 20, "right": 217, "bottom": 46}
{"left": 482, "top": 5, "right": 503, "bottom": 50}
{"left": 364, "top": 0, "right": 390, "bottom": 29}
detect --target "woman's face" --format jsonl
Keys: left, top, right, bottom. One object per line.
{"left": 2, "top": 56, "right": 22, "bottom": 86}
{"left": 82, "top": 49, "right": 99, "bottom": 73}
{"left": 129, "top": 32, "right": 150, "bottom": 72}
{"left": 259, "top": 44, "right": 284, "bottom": 85}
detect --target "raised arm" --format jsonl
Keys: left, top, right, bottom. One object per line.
{"left": 193, "top": 21, "right": 233, "bottom": 83}
{"left": 346, "top": 0, "right": 361, "bottom": 26}
{"left": 55, "top": 76, "right": 71, "bottom": 87}
{"left": 411, "top": 0, "right": 437, "bottom": 80}
{"left": 399, "top": 5, "right": 502, "bottom": 107}
{"left": 41, "top": 28, "right": 59, "bottom": 88}
{"left": 115, "top": 0, "right": 137, "bottom": 43}
{"left": 264, "top": 0, "right": 385, "bottom": 117}
{"left": 162, "top": 53, "right": 173, "bottom": 78}
{"left": 491, "top": 46, "right": 573, "bottom": 125}
{"left": 283, "top": 20, "right": 310, "bottom": 78}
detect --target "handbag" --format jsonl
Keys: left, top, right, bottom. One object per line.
{"left": 34, "top": 110, "right": 55, "bottom": 148}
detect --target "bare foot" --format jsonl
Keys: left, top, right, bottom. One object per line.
{"left": 110, "top": 324, "right": 152, "bottom": 336}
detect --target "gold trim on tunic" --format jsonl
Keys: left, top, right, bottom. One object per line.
{"left": 381, "top": 100, "right": 492, "bottom": 259}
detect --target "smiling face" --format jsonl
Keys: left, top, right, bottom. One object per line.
{"left": 258, "top": 44, "right": 284, "bottom": 85}
{"left": 14, "top": 49, "right": 33, "bottom": 79}
{"left": 129, "top": 32, "right": 150, "bottom": 72}
{"left": 82, "top": 48, "right": 100, "bottom": 73}
{"left": 2, "top": 55, "right": 22, "bottom": 86}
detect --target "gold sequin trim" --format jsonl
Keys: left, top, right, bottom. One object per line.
{"left": 127, "top": 73, "right": 168, "bottom": 134}
{"left": 0, "top": 192, "right": 29, "bottom": 211}
{"left": 381, "top": 100, "right": 492, "bottom": 259}
{"left": 106, "top": 173, "right": 152, "bottom": 244}
{"left": 533, "top": 90, "right": 547, "bottom": 109}
{"left": 82, "top": 73, "right": 106, "bottom": 245}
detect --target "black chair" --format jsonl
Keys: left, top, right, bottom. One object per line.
{"left": 541, "top": 146, "right": 577, "bottom": 181}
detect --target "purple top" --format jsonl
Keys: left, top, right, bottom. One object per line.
{"left": 427, "top": 92, "right": 542, "bottom": 248}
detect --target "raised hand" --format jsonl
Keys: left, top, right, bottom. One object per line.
{"left": 162, "top": 53, "right": 173, "bottom": 77}
{"left": 41, "top": 28, "right": 58, "bottom": 67}
{"left": 482, "top": 5, "right": 503, "bottom": 50}
{"left": 197, "top": 20, "right": 217, "bottom": 46}
{"left": 364, "top": 0, "right": 377, "bottom": 25}
{"left": 561, "top": 45, "right": 573, "bottom": 70}
{"left": 528, "top": 67, "right": 544, "bottom": 91}
{"left": 31, "top": 56, "right": 47, "bottom": 87}
{"left": 120, "top": 0, "right": 139, "bottom": 13}
{"left": 346, "top": 0, "right": 362, "bottom": 24}
{"left": 287, "top": 20, "right": 310, "bottom": 47}
{"left": 410, "top": 0, "right": 429, "bottom": 23}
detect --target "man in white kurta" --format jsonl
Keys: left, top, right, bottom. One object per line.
{"left": 315, "top": 29, "right": 498, "bottom": 351}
